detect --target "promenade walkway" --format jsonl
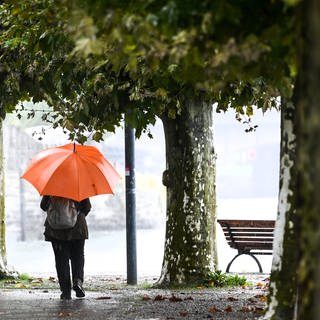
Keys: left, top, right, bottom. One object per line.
{"left": 0, "top": 274, "right": 269, "bottom": 320}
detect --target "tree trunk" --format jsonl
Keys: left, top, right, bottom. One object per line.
{"left": 266, "top": 1, "right": 320, "bottom": 318}
{"left": 157, "top": 101, "right": 217, "bottom": 287}
{"left": 264, "top": 98, "right": 299, "bottom": 319}
{"left": 294, "top": 0, "right": 320, "bottom": 317}
{"left": 0, "top": 119, "right": 9, "bottom": 279}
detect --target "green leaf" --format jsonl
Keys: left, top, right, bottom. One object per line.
{"left": 92, "top": 131, "right": 103, "bottom": 142}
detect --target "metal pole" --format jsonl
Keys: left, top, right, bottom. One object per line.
{"left": 125, "top": 121, "right": 137, "bottom": 285}
{"left": 19, "top": 167, "right": 26, "bottom": 241}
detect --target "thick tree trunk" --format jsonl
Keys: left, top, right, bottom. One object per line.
{"left": 157, "top": 101, "right": 217, "bottom": 287}
{"left": 294, "top": 0, "right": 320, "bottom": 317}
{"left": 0, "top": 119, "right": 9, "bottom": 279}
{"left": 266, "top": 1, "right": 320, "bottom": 318}
{"left": 264, "top": 98, "right": 299, "bottom": 319}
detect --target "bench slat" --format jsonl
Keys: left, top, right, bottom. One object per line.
{"left": 225, "top": 237, "right": 273, "bottom": 243}
{"left": 218, "top": 219, "right": 275, "bottom": 228}
{"left": 223, "top": 232, "right": 273, "bottom": 237}
{"left": 228, "top": 242, "right": 273, "bottom": 249}
{"left": 221, "top": 227, "right": 274, "bottom": 233}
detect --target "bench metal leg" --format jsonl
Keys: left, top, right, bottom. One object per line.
{"left": 226, "top": 253, "right": 263, "bottom": 273}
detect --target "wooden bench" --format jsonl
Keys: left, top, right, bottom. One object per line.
{"left": 218, "top": 219, "right": 275, "bottom": 273}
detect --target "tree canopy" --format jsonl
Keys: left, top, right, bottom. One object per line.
{"left": 0, "top": 0, "right": 295, "bottom": 139}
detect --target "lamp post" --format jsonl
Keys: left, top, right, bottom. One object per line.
{"left": 125, "top": 121, "right": 137, "bottom": 285}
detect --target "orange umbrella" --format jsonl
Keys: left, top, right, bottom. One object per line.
{"left": 21, "top": 143, "right": 121, "bottom": 202}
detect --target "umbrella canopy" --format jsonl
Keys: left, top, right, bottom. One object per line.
{"left": 21, "top": 143, "right": 121, "bottom": 202}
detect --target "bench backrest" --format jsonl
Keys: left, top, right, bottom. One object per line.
{"left": 218, "top": 219, "right": 275, "bottom": 254}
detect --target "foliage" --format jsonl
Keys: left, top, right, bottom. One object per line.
{"left": 17, "top": 273, "right": 31, "bottom": 281}
{"left": 5, "top": 101, "right": 51, "bottom": 128}
{"left": 204, "top": 270, "right": 247, "bottom": 287}
{"left": 0, "top": 275, "right": 58, "bottom": 289}
{"left": 0, "top": 0, "right": 296, "bottom": 141}
{"left": 0, "top": 270, "right": 15, "bottom": 280}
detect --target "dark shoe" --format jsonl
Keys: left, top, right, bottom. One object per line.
{"left": 60, "top": 292, "right": 72, "bottom": 300}
{"left": 73, "top": 279, "right": 85, "bottom": 298}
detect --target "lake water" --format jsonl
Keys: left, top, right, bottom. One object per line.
{"left": 6, "top": 197, "right": 277, "bottom": 279}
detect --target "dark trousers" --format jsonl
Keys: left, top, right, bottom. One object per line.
{"left": 51, "top": 239, "right": 85, "bottom": 293}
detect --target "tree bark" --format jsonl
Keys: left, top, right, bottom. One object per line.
{"left": 157, "top": 101, "right": 217, "bottom": 287}
{"left": 264, "top": 98, "right": 299, "bottom": 319}
{"left": 0, "top": 119, "right": 9, "bottom": 279}
{"left": 266, "top": 1, "right": 320, "bottom": 318}
{"left": 294, "top": 0, "right": 320, "bottom": 317}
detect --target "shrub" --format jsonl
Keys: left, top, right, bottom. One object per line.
{"left": 204, "top": 270, "right": 247, "bottom": 287}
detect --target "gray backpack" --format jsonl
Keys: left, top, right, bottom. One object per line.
{"left": 47, "top": 196, "right": 78, "bottom": 229}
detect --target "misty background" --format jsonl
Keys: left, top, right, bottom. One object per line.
{"left": 4, "top": 106, "right": 280, "bottom": 277}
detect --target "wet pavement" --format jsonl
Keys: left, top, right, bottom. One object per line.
{"left": 0, "top": 289, "right": 121, "bottom": 320}
{"left": 0, "top": 275, "right": 269, "bottom": 320}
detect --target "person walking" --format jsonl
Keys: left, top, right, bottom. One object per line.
{"left": 40, "top": 195, "right": 91, "bottom": 300}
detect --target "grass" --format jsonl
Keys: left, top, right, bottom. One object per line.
{"left": 18, "top": 273, "right": 31, "bottom": 281}
{"left": 148, "top": 271, "right": 248, "bottom": 291}
{"left": 0, "top": 271, "right": 248, "bottom": 291}
{"left": 0, "top": 273, "right": 59, "bottom": 290}
{"left": 137, "top": 282, "right": 154, "bottom": 289}
{"left": 204, "top": 270, "right": 248, "bottom": 287}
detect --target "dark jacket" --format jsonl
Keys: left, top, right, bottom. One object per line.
{"left": 40, "top": 196, "right": 91, "bottom": 241}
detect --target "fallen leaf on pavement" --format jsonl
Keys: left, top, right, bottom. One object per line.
{"left": 224, "top": 306, "right": 233, "bottom": 312}
{"left": 256, "top": 282, "right": 269, "bottom": 289}
{"left": 228, "top": 296, "right": 238, "bottom": 301}
{"left": 208, "top": 307, "right": 222, "bottom": 313}
{"left": 169, "top": 295, "right": 183, "bottom": 302}
{"left": 241, "top": 306, "right": 255, "bottom": 312}
{"left": 254, "top": 294, "right": 268, "bottom": 302}
{"left": 179, "top": 310, "right": 188, "bottom": 317}
{"left": 15, "top": 284, "right": 28, "bottom": 289}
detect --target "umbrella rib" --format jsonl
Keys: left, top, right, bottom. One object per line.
{"left": 74, "top": 154, "right": 81, "bottom": 201}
